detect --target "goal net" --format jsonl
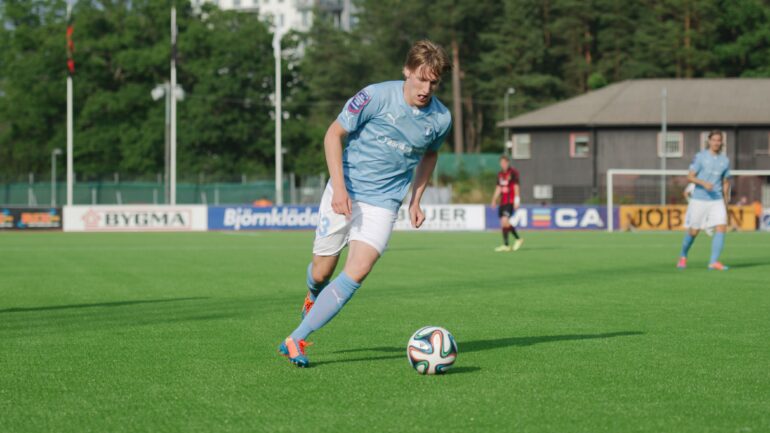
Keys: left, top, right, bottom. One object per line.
{"left": 606, "top": 169, "right": 770, "bottom": 232}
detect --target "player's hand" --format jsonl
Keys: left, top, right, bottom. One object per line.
{"left": 702, "top": 181, "right": 714, "bottom": 191}
{"left": 331, "top": 188, "right": 352, "bottom": 218}
{"left": 409, "top": 204, "right": 425, "bottom": 229}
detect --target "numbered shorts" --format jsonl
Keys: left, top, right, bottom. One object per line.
{"left": 684, "top": 199, "right": 727, "bottom": 229}
{"left": 313, "top": 184, "right": 397, "bottom": 256}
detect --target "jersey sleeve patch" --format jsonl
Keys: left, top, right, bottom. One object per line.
{"left": 347, "top": 90, "right": 372, "bottom": 114}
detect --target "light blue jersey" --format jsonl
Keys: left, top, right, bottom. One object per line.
{"left": 336, "top": 81, "right": 452, "bottom": 213}
{"left": 689, "top": 149, "right": 730, "bottom": 201}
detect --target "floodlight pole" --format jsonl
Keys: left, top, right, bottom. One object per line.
{"left": 170, "top": 7, "right": 178, "bottom": 205}
{"left": 273, "top": 30, "right": 284, "bottom": 205}
{"left": 65, "top": 1, "right": 74, "bottom": 206}
{"left": 152, "top": 83, "right": 171, "bottom": 203}
{"left": 503, "top": 87, "right": 515, "bottom": 146}
{"left": 660, "top": 87, "right": 667, "bottom": 205}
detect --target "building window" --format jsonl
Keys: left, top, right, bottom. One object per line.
{"left": 570, "top": 132, "right": 590, "bottom": 158}
{"left": 657, "top": 132, "right": 684, "bottom": 158}
{"left": 278, "top": 13, "right": 284, "bottom": 26}
{"left": 511, "top": 134, "right": 531, "bottom": 159}
{"left": 699, "top": 131, "right": 728, "bottom": 154}
{"left": 765, "top": 133, "right": 770, "bottom": 156}
{"left": 232, "top": 0, "right": 240, "bottom": 7}
{"left": 533, "top": 185, "right": 553, "bottom": 200}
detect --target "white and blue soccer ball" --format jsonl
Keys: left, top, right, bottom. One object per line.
{"left": 407, "top": 326, "right": 458, "bottom": 375}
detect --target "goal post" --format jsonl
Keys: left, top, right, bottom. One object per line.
{"left": 606, "top": 168, "right": 770, "bottom": 232}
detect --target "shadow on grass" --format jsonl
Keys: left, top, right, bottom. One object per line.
{"left": 0, "top": 297, "right": 209, "bottom": 314}
{"left": 315, "top": 331, "right": 643, "bottom": 367}
{"left": 446, "top": 366, "right": 481, "bottom": 375}
{"left": 725, "top": 261, "right": 769, "bottom": 269}
{"left": 0, "top": 296, "right": 285, "bottom": 336}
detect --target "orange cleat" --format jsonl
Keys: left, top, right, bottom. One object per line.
{"left": 677, "top": 257, "right": 687, "bottom": 269}
{"left": 301, "top": 293, "right": 315, "bottom": 319}
{"left": 278, "top": 337, "right": 311, "bottom": 367}
{"left": 708, "top": 261, "right": 729, "bottom": 271}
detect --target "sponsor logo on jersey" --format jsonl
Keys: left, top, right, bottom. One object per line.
{"left": 377, "top": 135, "right": 416, "bottom": 155}
{"left": 347, "top": 90, "right": 371, "bottom": 114}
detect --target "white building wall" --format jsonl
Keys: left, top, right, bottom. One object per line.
{"left": 194, "top": 0, "right": 353, "bottom": 33}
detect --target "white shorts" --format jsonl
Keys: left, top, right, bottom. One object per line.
{"left": 685, "top": 199, "right": 727, "bottom": 230}
{"left": 313, "top": 184, "right": 397, "bottom": 256}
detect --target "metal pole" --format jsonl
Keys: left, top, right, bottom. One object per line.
{"left": 170, "top": 7, "right": 178, "bottom": 205}
{"left": 66, "top": 2, "right": 74, "bottom": 206}
{"left": 51, "top": 151, "right": 56, "bottom": 206}
{"left": 504, "top": 87, "right": 514, "bottom": 147}
{"left": 66, "top": 78, "right": 73, "bottom": 205}
{"left": 273, "top": 30, "right": 284, "bottom": 205}
{"left": 607, "top": 169, "right": 613, "bottom": 232}
{"left": 164, "top": 82, "right": 170, "bottom": 204}
{"left": 660, "top": 87, "right": 667, "bottom": 205}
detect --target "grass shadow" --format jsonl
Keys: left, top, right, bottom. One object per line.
{"left": 317, "top": 331, "right": 643, "bottom": 367}
{"left": 446, "top": 366, "right": 481, "bottom": 375}
{"left": 726, "top": 261, "right": 769, "bottom": 269}
{"left": 0, "top": 296, "right": 291, "bottom": 336}
{"left": 0, "top": 297, "right": 209, "bottom": 314}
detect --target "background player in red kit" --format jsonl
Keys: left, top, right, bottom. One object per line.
{"left": 491, "top": 155, "right": 523, "bottom": 252}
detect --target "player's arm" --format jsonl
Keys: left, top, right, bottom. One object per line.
{"left": 513, "top": 183, "right": 521, "bottom": 210}
{"left": 687, "top": 170, "right": 713, "bottom": 191}
{"left": 324, "top": 120, "right": 352, "bottom": 217}
{"left": 723, "top": 178, "right": 731, "bottom": 206}
{"left": 491, "top": 185, "right": 501, "bottom": 207}
{"left": 408, "top": 150, "right": 438, "bottom": 229}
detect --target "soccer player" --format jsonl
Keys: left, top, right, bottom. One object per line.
{"left": 491, "top": 155, "right": 523, "bottom": 252}
{"left": 278, "top": 40, "right": 452, "bottom": 367}
{"left": 683, "top": 182, "right": 695, "bottom": 202}
{"left": 677, "top": 130, "right": 731, "bottom": 270}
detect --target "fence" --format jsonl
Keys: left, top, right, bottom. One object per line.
{"left": 435, "top": 153, "right": 501, "bottom": 177}
{"left": 1, "top": 179, "right": 304, "bottom": 206}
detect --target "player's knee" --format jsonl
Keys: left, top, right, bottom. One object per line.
{"left": 343, "top": 258, "right": 376, "bottom": 283}
{"left": 343, "top": 265, "right": 371, "bottom": 284}
{"left": 311, "top": 258, "right": 336, "bottom": 282}
{"left": 311, "top": 269, "right": 331, "bottom": 284}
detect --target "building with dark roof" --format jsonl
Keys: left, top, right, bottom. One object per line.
{"left": 497, "top": 79, "right": 770, "bottom": 204}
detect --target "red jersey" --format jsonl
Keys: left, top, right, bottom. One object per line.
{"left": 497, "top": 167, "right": 520, "bottom": 205}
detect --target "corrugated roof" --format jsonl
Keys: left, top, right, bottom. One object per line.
{"left": 497, "top": 78, "right": 770, "bottom": 128}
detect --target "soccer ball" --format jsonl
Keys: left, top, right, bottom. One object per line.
{"left": 406, "top": 326, "right": 458, "bottom": 375}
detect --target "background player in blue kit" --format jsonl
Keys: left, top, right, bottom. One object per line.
{"left": 677, "top": 130, "right": 731, "bottom": 271}
{"left": 279, "top": 40, "right": 453, "bottom": 367}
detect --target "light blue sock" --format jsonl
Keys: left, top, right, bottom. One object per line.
{"left": 680, "top": 232, "right": 695, "bottom": 257}
{"left": 306, "top": 263, "right": 329, "bottom": 301}
{"left": 710, "top": 232, "right": 725, "bottom": 264}
{"left": 290, "top": 272, "right": 361, "bottom": 341}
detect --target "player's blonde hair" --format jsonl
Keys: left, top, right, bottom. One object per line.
{"left": 404, "top": 40, "right": 451, "bottom": 77}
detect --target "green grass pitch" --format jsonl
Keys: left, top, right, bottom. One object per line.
{"left": 2, "top": 230, "right": 769, "bottom": 433}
